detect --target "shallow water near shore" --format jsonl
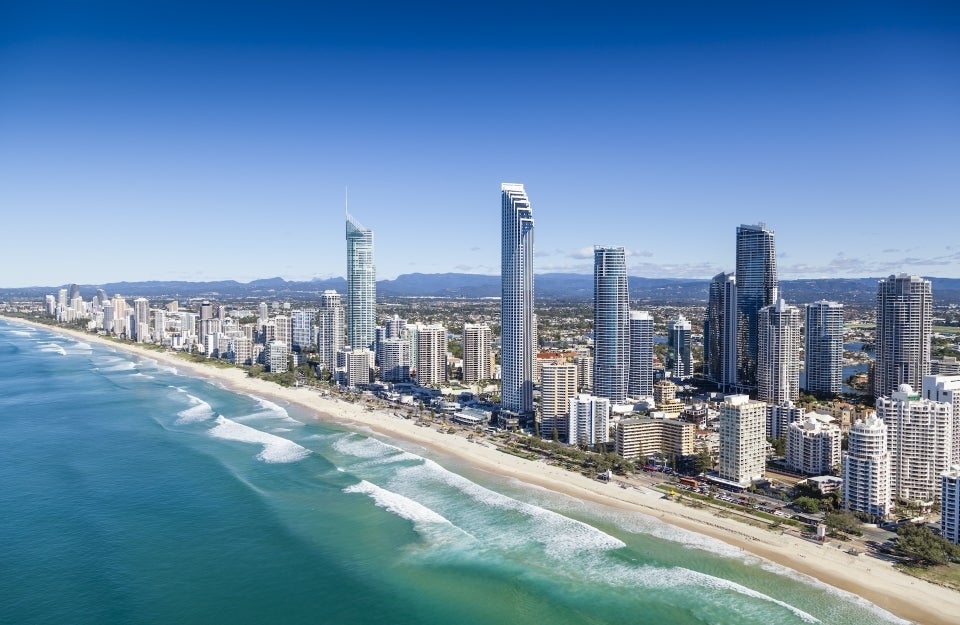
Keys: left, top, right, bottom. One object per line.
{"left": 0, "top": 320, "right": 908, "bottom": 625}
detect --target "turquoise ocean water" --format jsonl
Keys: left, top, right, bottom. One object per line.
{"left": 0, "top": 319, "right": 908, "bottom": 625}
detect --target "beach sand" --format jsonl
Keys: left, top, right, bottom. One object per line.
{"left": 9, "top": 318, "right": 958, "bottom": 625}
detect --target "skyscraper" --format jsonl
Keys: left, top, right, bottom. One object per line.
{"left": 877, "top": 384, "right": 952, "bottom": 504}
{"left": 291, "top": 309, "right": 318, "bottom": 352}
{"left": 735, "top": 223, "right": 778, "bottom": 389}
{"left": 540, "top": 362, "right": 577, "bottom": 441}
{"left": 705, "top": 272, "right": 738, "bottom": 390}
{"left": 804, "top": 300, "right": 844, "bottom": 396}
{"left": 628, "top": 310, "right": 654, "bottom": 397}
{"left": 413, "top": 323, "right": 447, "bottom": 386}
{"left": 874, "top": 274, "right": 932, "bottom": 399}
{"left": 346, "top": 212, "right": 376, "bottom": 351}
{"left": 593, "top": 246, "right": 629, "bottom": 403}
{"left": 667, "top": 314, "right": 692, "bottom": 379}
{"left": 842, "top": 413, "right": 891, "bottom": 519}
{"left": 501, "top": 183, "right": 535, "bottom": 426}
{"left": 757, "top": 298, "right": 801, "bottom": 405}
{"left": 718, "top": 394, "right": 766, "bottom": 486}
{"left": 317, "top": 290, "right": 345, "bottom": 372}
{"left": 462, "top": 323, "right": 493, "bottom": 384}
{"left": 567, "top": 394, "right": 610, "bottom": 447}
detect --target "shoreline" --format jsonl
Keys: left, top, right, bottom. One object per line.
{"left": 6, "top": 317, "right": 956, "bottom": 625}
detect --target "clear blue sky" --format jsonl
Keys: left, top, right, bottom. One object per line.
{"left": 2, "top": 1, "right": 958, "bottom": 287}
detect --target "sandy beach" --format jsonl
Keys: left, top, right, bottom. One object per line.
{"left": 8, "top": 318, "right": 958, "bottom": 625}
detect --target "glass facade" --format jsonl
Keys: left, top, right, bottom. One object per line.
{"left": 593, "top": 246, "right": 629, "bottom": 403}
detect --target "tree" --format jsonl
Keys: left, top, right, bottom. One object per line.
{"left": 896, "top": 523, "right": 960, "bottom": 566}
{"left": 823, "top": 511, "right": 861, "bottom": 536}
{"left": 694, "top": 449, "right": 713, "bottom": 473}
{"left": 793, "top": 496, "right": 820, "bottom": 513}
{"left": 768, "top": 436, "right": 786, "bottom": 457}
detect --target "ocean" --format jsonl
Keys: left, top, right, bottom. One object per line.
{"left": 0, "top": 319, "right": 907, "bottom": 625}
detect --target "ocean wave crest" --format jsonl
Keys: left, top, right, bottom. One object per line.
{"left": 208, "top": 416, "right": 309, "bottom": 463}
{"left": 176, "top": 394, "right": 215, "bottom": 424}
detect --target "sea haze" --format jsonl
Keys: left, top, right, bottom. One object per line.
{"left": 0, "top": 319, "right": 908, "bottom": 625}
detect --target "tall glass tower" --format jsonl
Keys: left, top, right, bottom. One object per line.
{"left": 874, "top": 274, "right": 932, "bottom": 398}
{"left": 705, "top": 272, "right": 738, "bottom": 390}
{"left": 346, "top": 212, "right": 376, "bottom": 351}
{"left": 501, "top": 183, "right": 535, "bottom": 425}
{"left": 735, "top": 223, "right": 778, "bottom": 389}
{"left": 628, "top": 310, "right": 653, "bottom": 397}
{"left": 804, "top": 300, "right": 844, "bottom": 396}
{"left": 593, "top": 246, "right": 629, "bottom": 403}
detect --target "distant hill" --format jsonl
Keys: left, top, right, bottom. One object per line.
{"left": 5, "top": 274, "right": 960, "bottom": 306}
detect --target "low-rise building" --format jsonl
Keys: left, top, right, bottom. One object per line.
{"left": 616, "top": 416, "right": 695, "bottom": 460}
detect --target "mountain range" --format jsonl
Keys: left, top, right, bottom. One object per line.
{"left": 6, "top": 273, "right": 960, "bottom": 306}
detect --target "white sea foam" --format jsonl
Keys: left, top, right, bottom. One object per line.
{"left": 208, "top": 416, "right": 309, "bottom": 463}
{"left": 332, "top": 435, "right": 420, "bottom": 465}
{"left": 102, "top": 361, "right": 136, "bottom": 372}
{"left": 38, "top": 342, "right": 67, "bottom": 356}
{"left": 343, "top": 480, "right": 474, "bottom": 545}
{"left": 394, "top": 459, "right": 625, "bottom": 556}
{"left": 584, "top": 558, "right": 818, "bottom": 623}
{"left": 176, "top": 394, "right": 215, "bottom": 424}
{"left": 9, "top": 329, "right": 34, "bottom": 337}
{"left": 247, "top": 394, "right": 298, "bottom": 422}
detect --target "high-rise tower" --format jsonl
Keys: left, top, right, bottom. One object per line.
{"left": 346, "top": 212, "right": 376, "bottom": 351}
{"left": 628, "top": 310, "right": 654, "bottom": 397}
{"left": 757, "top": 298, "right": 801, "bottom": 405}
{"left": 842, "top": 413, "right": 891, "bottom": 519}
{"left": 705, "top": 272, "right": 738, "bottom": 390}
{"left": 667, "top": 314, "right": 692, "bottom": 380}
{"left": 804, "top": 300, "right": 844, "bottom": 396}
{"left": 317, "top": 290, "right": 345, "bottom": 372}
{"left": 735, "top": 223, "right": 778, "bottom": 388}
{"left": 874, "top": 274, "right": 932, "bottom": 399}
{"left": 593, "top": 246, "right": 630, "bottom": 403}
{"left": 501, "top": 183, "right": 535, "bottom": 426}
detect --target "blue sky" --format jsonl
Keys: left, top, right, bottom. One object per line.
{"left": 2, "top": 1, "right": 958, "bottom": 286}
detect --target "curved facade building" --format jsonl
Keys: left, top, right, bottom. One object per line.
{"left": 501, "top": 183, "right": 535, "bottom": 425}
{"left": 593, "top": 246, "right": 629, "bottom": 403}
{"left": 735, "top": 223, "right": 778, "bottom": 389}
{"left": 346, "top": 213, "right": 376, "bottom": 351}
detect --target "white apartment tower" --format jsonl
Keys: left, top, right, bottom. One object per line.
{"left": 757, "top": 298, "right": 801, "bottom": 405}
{"left": 922, "top": 374, "right": 960, "bottom": 464}
{"left": 786, "top": 415, "right": 841, "bottom": 475}
{"left": 842, "top": 414, "right": 892, "bottom": 519}
{"left": 317, "top": 290, "right": 345, "bottom": 372}
{"left": 718, "top": 394, "right": 766, "bottom": 486}
{"left": 414, "top": 324, "right": 447, "bottom": 386}
{"left": 767, "top": 400, "right": 805, "bottom": 441}
{"left": 628, "top": 310, "right": 654, "bottom": 397}
{"left": 501, "top": 183, "right": 535, "bottom": 427}
{"left": 291, "top": 309, "right": 317, "bottom": 352}
{"left": 876, "top": 384, "right": 953, "bottom": 505}
{"left": 540, "top": 363, "right": 578, "bottom": 441}
{"left": 567, "top": 394, "right": 610, "bottom": 447}
{"left": 462, "top": 323, "right": 493, "bottom": 384}
{"left": 804, "top": 300, "right": 844, "bottom": 395}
